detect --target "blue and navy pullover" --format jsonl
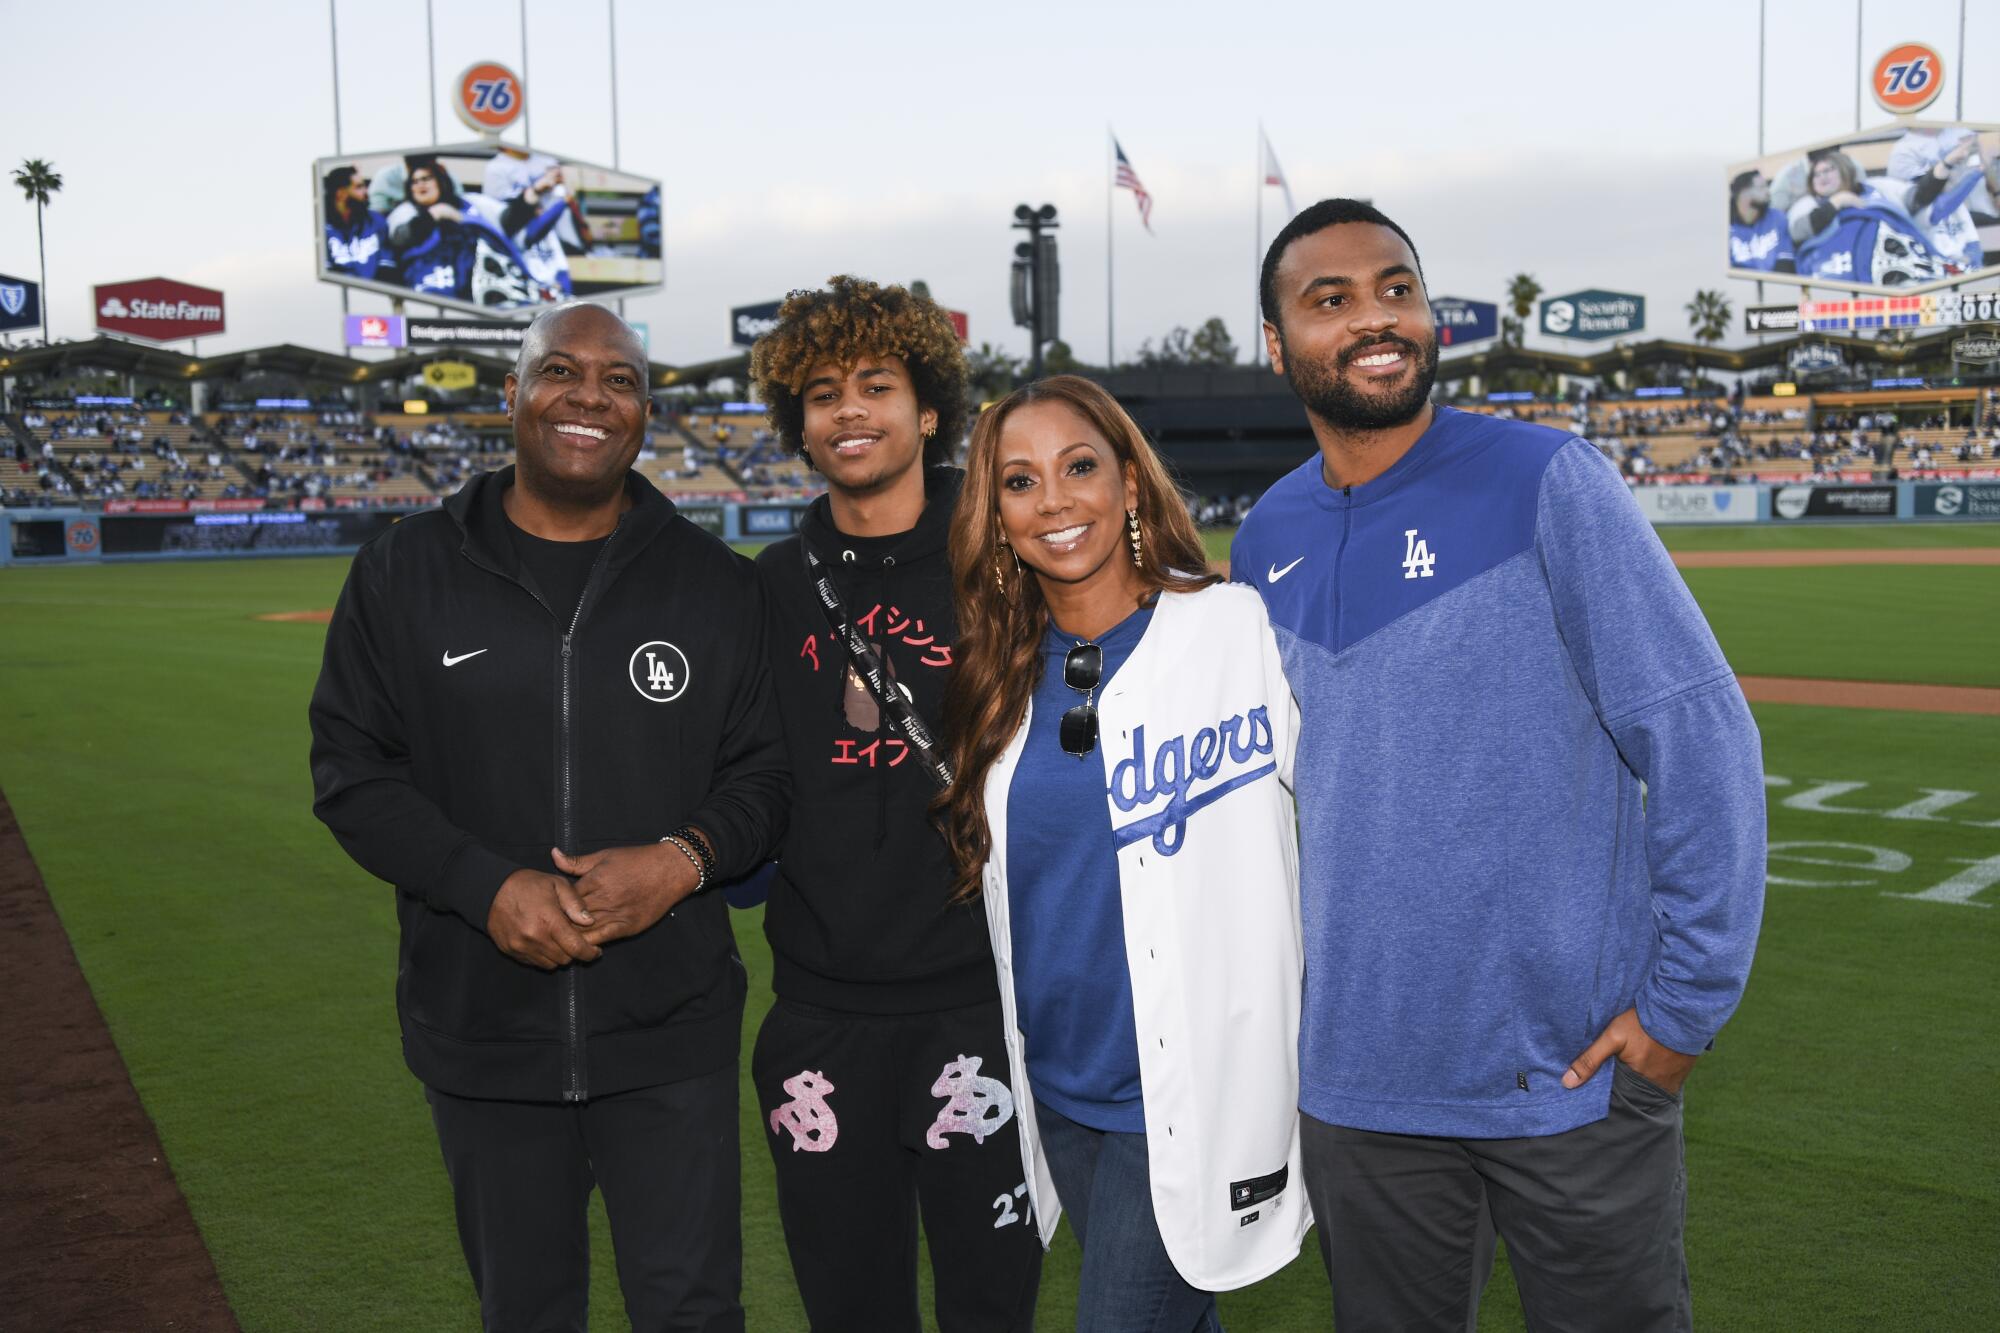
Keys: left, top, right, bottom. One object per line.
{"left": 1233, "top": 406, "right": 1766, "bottom": 1138}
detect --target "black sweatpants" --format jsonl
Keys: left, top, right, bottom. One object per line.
{"left": 752, "top": 997, "right": 1043, "bottom": 1332}
{"left": 1302, "top": 1060, "right": 1691, "bottom": 1333}
{"left": 427, "top": 1065, "right": 743, "bottom": 1333}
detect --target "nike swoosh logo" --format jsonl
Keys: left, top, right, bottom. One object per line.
{"left": 441, "top": 649, "right": 488, "bottom": 667}
{"left": 1267, "top": 557, "right": 1306, "bottom": 583}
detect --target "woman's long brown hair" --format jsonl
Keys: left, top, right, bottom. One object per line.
{"left": 935, "top": 375, "right": 1219, "bottom": 900}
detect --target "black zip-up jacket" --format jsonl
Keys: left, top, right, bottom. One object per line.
{"left": 754, "top": 467, "right": 996, "bottom": 1014}
{"left": 310, "top": 465, "right": 788, "bottom": 1102}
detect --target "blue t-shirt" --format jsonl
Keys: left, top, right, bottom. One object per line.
{"left": 1728, "top": 207, "right": 1794, "bottom": 272}
{"left": 1006, "top": 601, "right": 1154, "bottom": 1133}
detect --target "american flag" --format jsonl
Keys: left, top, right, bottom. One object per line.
{"left": 1260, "top": 128, "right": 1296, "bottom": 218}
{"left": 1114, "top": 139, "right": 1154, "bottom": 233}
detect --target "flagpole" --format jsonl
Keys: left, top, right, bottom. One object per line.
{"left": 1254, "top": 123, "right": 1264, "bottom": 367}
{"left": 1106, "top": 126, "right": 1115, "bottom": 371}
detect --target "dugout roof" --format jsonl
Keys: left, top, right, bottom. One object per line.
{"left": 0, "top": 337, "right": 733, "bottom": 393}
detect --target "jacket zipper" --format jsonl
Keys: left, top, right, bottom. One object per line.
{"left": 1333, "top": 486, "right": 1353, "bottom": 650}
{"left": 557, "top": 533, "right": 618, "bottom": 1104}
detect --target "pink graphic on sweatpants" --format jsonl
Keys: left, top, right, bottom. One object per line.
{"left": 926, "top": 1054, "right": 1014, "bottom": 1149}
{"left": 770, "top": 1070, "right": 839, "bottom": 1152}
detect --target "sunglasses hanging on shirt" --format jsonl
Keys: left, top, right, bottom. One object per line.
{"left": 1060, "top": 641, "right": 1103, "bottom": 758}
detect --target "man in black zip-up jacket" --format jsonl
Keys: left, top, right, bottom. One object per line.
{"left": 310, "top": 304, "right": 784, "bottom": 1333}
{"left": 746, "top": 278, "right": 1041, "bottom": 1331}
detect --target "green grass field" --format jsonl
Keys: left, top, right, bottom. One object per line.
{"left": 0, "top": 522, "right": 1995, "bottom": 1330}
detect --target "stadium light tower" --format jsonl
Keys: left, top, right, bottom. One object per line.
{"left": 1011, "top": 203, "right": 1060, "bottom": 379}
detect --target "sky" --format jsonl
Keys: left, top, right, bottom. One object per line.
{"left": 1, "top": 0, "right": 1995, "bottom": 375}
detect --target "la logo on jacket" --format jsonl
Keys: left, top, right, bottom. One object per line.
{"left": 628, "top": 641, "right": 691, "bottom": 703}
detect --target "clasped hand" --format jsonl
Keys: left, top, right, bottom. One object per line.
{"left": 485, "top": 843, "right": 701, "bottom": 970}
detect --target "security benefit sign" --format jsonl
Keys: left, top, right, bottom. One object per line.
{"left": 1914, "top": 482, "right": 2000, "bottom": 519}
{"left": 1538, "top": 289, "right": 1644, "bottom": 341}
{"left": 96, "top": 277, "right": 226, "bottom": 342}
{"left": 1630, "top": 484, "right": 1758, "bottom": 525}
{"left": 1430, "top": 297, "right": 1498, "bottom": 346}
{"left": 0, "top": 271, "right": 41, "bottom": 332}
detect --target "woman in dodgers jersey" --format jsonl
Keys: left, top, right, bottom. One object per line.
{"left": 937, "top": 376, "right": 1310, "bottom": 1331}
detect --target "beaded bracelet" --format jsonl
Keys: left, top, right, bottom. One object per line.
{"left": 667, "top": 825, "right": 717, "bottom": 884}
{"left": 659, "top": 834, "right": 708, "bottom": 894}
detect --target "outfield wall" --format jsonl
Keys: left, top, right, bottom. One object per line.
{"left": 5, "top": 485, "right": 1998, "bottom": 567}
{"left": 0, "top": 501, "right": 796, "bottom": 567}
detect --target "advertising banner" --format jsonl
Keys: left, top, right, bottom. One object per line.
{"left": 64, "top": 517, "right": 101, "bottom": 556}
{"left": 1787, "top": 343, "right": 1846, "bottom": 377}
{"left": 345, "top": 313, "right": 406, "bottom": 348}
{"left": 453, "top": 62, "right": 525, "bottom": 136}
{"left": 1871, "top": 43, "right": 1945, "bottom": 117}
{"left": 1914, "top": 482, "right": 2000, "bottom": 518}
{"left": 407, "top": 317, "right": 529, "bottom": 350}
{"left": 678, "top": 505, "right": 725, "bottom": 536}
{"left": 422, "top": 361, "right": 480, "bottom": 391}
{"left": 731, "top": 300, "right": 783, "bottom": 347}
{"left": 741, "top": 505, "right": 808, "bottom": 537}
{"left": 1744, "top": 303, "right": 1800, "bottom": 334}
{"left": 315, "top": 142, "right": 662, "bottom": 315}
{"left": 1770, "top": 484, "right": 1897, "bottom": 520}
{"left": 1630, "top": 485, "right": 1759, "bottom": 524}
{"left": 95, "top": 277, "right": 226, "bottom": 342}
{"left": 0, "top": 271, "right": 41, "bottom": 332}
{"left": 1538, "top": 290, "right": 1644, "bottom": 340}
{"left": 1725, "top": 120, "right": 2000, "bottom": 295}
{"left": 1431, "top": 297, "right": 1499, "bottom": 346}
{"left": 733, "top": 298, "right": 962, "bottom": 346}
{"left": 1952, "top": 332, "right": 2000, "bottom": 364}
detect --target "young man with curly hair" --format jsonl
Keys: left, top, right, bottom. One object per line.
{"left": 747, "top": 276, "right": 1042, "bottom": 1330}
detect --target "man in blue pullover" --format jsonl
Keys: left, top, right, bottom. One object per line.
{"left": 1233, "top": 199, "right": 1765, "bottom": 1331}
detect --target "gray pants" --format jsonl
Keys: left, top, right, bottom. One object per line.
{"left": 1302, "top": 1061, "right": 1690, "bottom": 1332}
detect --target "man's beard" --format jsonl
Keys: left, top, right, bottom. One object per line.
{"left": 1281, "top": 331, "right": 1440, "bottom": 432}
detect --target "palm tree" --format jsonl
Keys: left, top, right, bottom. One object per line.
{"left": 1685, "top": 289, "right": 1732, "bottom": 347}
{"left": 1505, "top": 273, "right": 1542, "bottom": 347}
{"left": 12, "top": 159, "right": 62, "bottom": 344}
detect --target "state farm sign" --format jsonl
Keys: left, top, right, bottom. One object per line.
{"left": 95, "top": 277, "right": 226, "bottom": 342}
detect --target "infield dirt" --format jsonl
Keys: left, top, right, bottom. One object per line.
{"left": 0, "top": 789, "right": 238, "bottom": 1331}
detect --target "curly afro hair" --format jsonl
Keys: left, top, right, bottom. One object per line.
{"left": 748, "top": 275, "right": 969, "bottom": 466}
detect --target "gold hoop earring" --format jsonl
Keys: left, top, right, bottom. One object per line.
{"left": 993, "top": 537, "right": 1021, "bottom": 598}
{"left": 1127, "top": 508, "right": 1143, "bottom": 567}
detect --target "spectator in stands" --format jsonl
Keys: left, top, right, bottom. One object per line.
{"left": 1728, "top": 170, "right": 1795, "bottom": 273}
{"left": 1886, "top": 127, "right": 1996, "bottom": 274}
{"left": 1787, "top": 150, "right": 1946, "bottom": 287}
{"left": 387, "top": 156, "right": 565, "bottom": 308}
{"left": 479, "top": 147, "right": 577, "bottom": 299}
